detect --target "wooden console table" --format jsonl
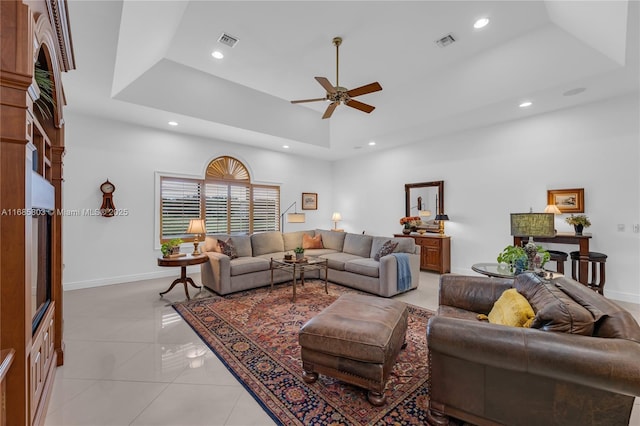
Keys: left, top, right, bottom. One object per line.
{"left": 395, "top": 233, "right": 451, "bottom": 273}
{"left": 513, "top": 232, "right": 591, "bottom": 285}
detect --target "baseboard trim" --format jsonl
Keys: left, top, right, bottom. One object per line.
{"left": 63, "top": 266, "right": 202, "bottom": 291}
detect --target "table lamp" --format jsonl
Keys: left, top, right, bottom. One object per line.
{"left": 186, "top": 218, "right": 206, "bottom": 255}
{"left": 331, "top": 212, "right": 342, "bottom": 230}
{"left": 510, "top": 213, "right": 555, "bottom": 269}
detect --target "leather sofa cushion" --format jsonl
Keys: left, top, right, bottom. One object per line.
{"left": 554, "top": 277, "right": 640, "bottom": 343}
{"left": 315, "top": 229, "right": 346, "bottom": 251}
{"left": 343, "top": 233, "right": 373, "bottom": 258}
{"left": 299, "top": 293, "right": 408, "bottom": 364}
{"left": 515, "top": 273, "right": 595, "bottom": 335}
{"left": 345, "top": 258, "right": 380, "bottom": 278}
{"left": 251, "top": 231, "right": 284, "bottom": 256}
{"left": 229, "top": 257, "right": 270, "bottom": 276}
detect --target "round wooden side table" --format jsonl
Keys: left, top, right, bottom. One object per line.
{"left": 157, "top": 254, "right": 208, "bottom": 300}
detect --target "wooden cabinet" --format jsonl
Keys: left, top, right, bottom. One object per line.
{"left": 395, "top": 234, "right": 451, "bottom": 273}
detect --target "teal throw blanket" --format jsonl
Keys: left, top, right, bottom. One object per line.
{"left": 391, "top": 253, "right": 412, "bottom": 292}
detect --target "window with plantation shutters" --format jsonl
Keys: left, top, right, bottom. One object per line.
{"left": 159, "top": 157, "right": 280, "bottom": 242}
{"left": 161, "top": 178, "right": 202, "bottom": 239}
{"left": 253, "top": 185, "right": 280, "bottom": 232}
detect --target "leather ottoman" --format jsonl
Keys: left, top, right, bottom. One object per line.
{"left": 298, "top": 293, "right": 408, "bottom": 405}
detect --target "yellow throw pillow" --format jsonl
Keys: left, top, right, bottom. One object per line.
{"left": 488, "top": 288, "right": 535, "bottom": 328}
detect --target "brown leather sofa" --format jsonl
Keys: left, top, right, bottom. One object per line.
{"left": 426, "top": 273, "right": 640, "bottom": 426}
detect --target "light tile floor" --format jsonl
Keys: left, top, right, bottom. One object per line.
{"left": 46, "top": 271, "right": 639, "bottom": 426}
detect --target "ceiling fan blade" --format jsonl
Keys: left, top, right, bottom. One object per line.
{"left": 322, "top": 102, "right": 338, "bottom": 119}
{"left": 315, "top": 76, "right": 337, "bottom": 94}
{"left": 345, "top": 99, "right": 375, "bottom": 114}
{"left": 291, "top": 97, "right": 326, "bottom": 104}
{"left": 346, "top": 82, "right": 382, "bottom": 98}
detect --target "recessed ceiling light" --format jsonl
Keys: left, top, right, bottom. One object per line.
{"left": 211, "top": 51, "right": 224, "bottom": 59}
{"left": 474, "top": 18, "right": 490, "bottom": 29}
{"left": 368, "top": 141, "right": 376, "bottom": 146}
{"left": 282, "top": 145, "right": 290, "bottom": 149}
{"left": 168, "top": 121, "right": 178, "bottom": 126}
{"left": 519, "top": 101, "right": 532, "bottom": 108}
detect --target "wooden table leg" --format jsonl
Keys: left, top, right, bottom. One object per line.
{"left": 159, "top": 266, "right": 200, "bottom": 300}
{"left": 578, "top": 239, "right": 589, "bottom": 285}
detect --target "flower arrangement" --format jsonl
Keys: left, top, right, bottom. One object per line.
{"left": 399, "top": 216, "right": 421, "bottom": 228}
{"left": 565, "top": 214, "right": 591, "bottom": 227}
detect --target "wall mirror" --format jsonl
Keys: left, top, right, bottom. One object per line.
{"left": 405, "top": 180, "right": 444, "bottom": 232}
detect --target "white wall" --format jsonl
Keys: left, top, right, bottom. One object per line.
{"left": 62, "top": 113, "right": 333, "bottom": 289}
{"left": 332, "top": 94, "right": 640, "bottom": 303}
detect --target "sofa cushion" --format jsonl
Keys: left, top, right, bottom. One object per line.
{"left": 486, "top": 289, "right": 535, "bottom": 328}
{"left": 229, "top": 257, "right": 270, "bottom": 276}
{"left": 283, "top": 230, "right": 315, "bottom": 251}
{"left": 374, "top": 240, "right": 398, "bottom": 261}
{"left": 393, "top": 237, "right": 416, "bottom": 254}
{"left": 315, "top": 229, "right": 346, "bottom": 251}
{"left": 343, "top": 233, "right": 373, "bottom": 258}
{"left": 345, "top": 258, "right": 380, "bottom": 278}
{"left": 515, "top": 273, "right": 595, "bottom": 335}
{"left": 553, "top": 277, "right": 640, "bottom": 343}
{"left": 303, "top": 233, "right": 323, "bottom": 249}
{"left": 320, "top": 252, "right": 364, "bottom": 271}
{"left": 218, "top": 239, "right": 238, "bottom": 259}
{"left": 251, "top": 231, "right": 284, "bottom": 256}
{"left": 229, "top": 235, "right": 252, "bottom": 257}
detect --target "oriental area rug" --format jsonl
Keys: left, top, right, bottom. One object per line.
{"left": 173, "top": 282, "right": 433, "bottom": 425}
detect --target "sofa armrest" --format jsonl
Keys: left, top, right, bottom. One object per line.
{"left": 439, "top": 274, "right": 513, "bottom": 314}
{"left": 200, "top": 252, "right": 231, "bottom": 295}
{"left": 427, "top": 315, "right": 640, "bottom": 397}
{"left": 378, "top": 253, "right": 420, "bottom": 297}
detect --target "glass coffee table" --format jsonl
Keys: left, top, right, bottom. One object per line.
{"left": 270, "top": 257, "right": 328, "bottom": 302}
{"left": 471, "top": 262, "right": 560, "bottom": 279}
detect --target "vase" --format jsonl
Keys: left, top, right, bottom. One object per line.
{"left": 574, "top": 224, "right": 584, "bottom": 235}
{"left": 402, "top": 228, "right": 411, "bottom": 235}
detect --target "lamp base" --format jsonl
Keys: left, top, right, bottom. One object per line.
{"left": 192, "top": 241, "right": 200, "bottom": 256}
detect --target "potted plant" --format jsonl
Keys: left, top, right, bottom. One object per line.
{"left": 497, "top": 245, "right": 550, "bottom": 274}
{"left": 565, "top": 214, "right": 591, "bottom": 235}
{"left": 161, "top": 238, "right": 183, "bottom": 257}
{"left": 293, "top": 246, "right": 305, "bottom": 260}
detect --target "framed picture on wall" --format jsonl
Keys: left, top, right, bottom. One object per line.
{"left": 547, "top": 188, "right": 584, "bottom": 213}
{"left": 301, "top": 192, "right": 318, "bottom": 210}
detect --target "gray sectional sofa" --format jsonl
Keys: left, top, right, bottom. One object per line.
{"left": 200, "top": 229, "right": 420, "bottom": 297}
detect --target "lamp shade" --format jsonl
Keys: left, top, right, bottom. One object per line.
{"left": 331, "top": 212, "right": 342, "bottom": 222}
{"left": 435, "top": 213, "right": 449, "bottom": 221}
{"left": 544, "top": 204, "right": 562, "bottom": 214}
{"left": 287, "top": 213, "right": 306, "bottom": 223}
{"left": 186, "top": 219, "right": 206, "bottom": 234}
{"left": 419, "top": 210, "right": 432, "bottom": 218}
{"left": 510, "top": 213, "right": 555, "bottom": 237}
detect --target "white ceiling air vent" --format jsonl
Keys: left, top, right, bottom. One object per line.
{"left": 435, "top": 34, "right": 456, "bottom": 48}
{"left": 218, "top": 33, "right": 239, "bottom": 48}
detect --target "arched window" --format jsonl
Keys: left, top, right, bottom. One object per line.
{"left": 160, "top": 156, "right": 280, "bottom": 241}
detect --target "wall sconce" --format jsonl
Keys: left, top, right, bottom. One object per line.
{"left": 186, "top": 218, "right": 206, "bottom": 255}
{"left": 331, "top": 212, "right": 342, "bottom": 230}
{"left": 281, "top": 201, "right": 305, "bottom": 231}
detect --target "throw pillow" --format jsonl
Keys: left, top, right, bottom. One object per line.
{"left": 218, "top": 238, "right": 238, "bottom": 259}
{"left": 375, "top": 240, "right": 398, "bottom": 261}
{"left": 487, "top": 288, "right": 535, "bottom": 328}
{"left": 203, "top": 236, "right": 221, "bottom": 253}
{"left": 302, "top": 233, "right": 323, "bottom": 249}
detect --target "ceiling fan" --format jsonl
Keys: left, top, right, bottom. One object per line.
{"left": 291, "top": 36, "right": 382, "bottom": 119}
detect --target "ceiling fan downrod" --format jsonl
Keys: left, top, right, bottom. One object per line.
{"left": 333, "top": 36, "right": 342, "bottom": 88}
